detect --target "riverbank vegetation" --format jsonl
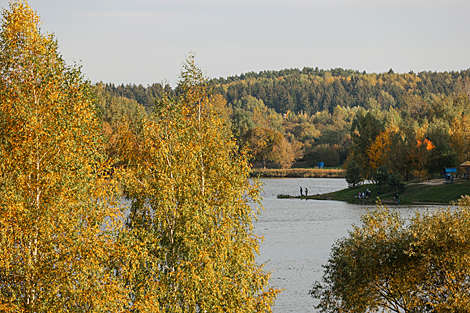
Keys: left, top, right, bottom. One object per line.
{"left": 311, "top": 199, "right": 470, "bottom": 312}
{"left": 251, "top": 168, "right": 344, "bottom": 178}
{"left": 312, "top": 179, "right": 470, "bottom": 205}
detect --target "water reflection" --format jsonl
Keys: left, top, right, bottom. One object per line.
{"left": 254, "top": 178, "right": 449, "bottom": 313}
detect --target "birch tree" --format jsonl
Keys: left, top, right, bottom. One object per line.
{"left": 118, "top": 56, "right": 280, "bottom": 312}
{"left": 0, "top": 1, "right": 127, "bottom": 311}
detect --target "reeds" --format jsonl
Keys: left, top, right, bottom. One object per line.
{"left": 251, "top": 168, "right": 345, "bottom": 178}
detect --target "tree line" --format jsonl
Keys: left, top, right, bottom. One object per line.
{"left": 104, "top": 67, "right": 470, "bottom": 116}
{"left": 102, "top": 63, "right": 470, "bottom": 174}
{"left": 101, "top": 84, "right": 470, "bottom": 177}
{"left": 345, "top": 92, "right": 470, "bottom": 186}
{"left": 213, "top": 67, "right": 470, "bottom": 114}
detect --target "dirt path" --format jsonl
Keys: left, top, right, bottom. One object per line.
{"left": 408, "top": 179, "right": 447, "bottom": 186}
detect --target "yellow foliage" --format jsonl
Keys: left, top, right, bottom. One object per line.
{"left": 324, "top": 76, "right": 335, "bottom": 85}
{"left": 449, "top": 113, "right": 470, "bottom": 163}
{"left": 0, "top": 1, "right": 128, "bottom": 311}
{"left": 313, "top": 204, "right": 470, "bottom": 311}
{"left": 271, "top": 137, "right": 303, "bottom": 169}
{"left": 117, "top": 56, "right": 280, "bottom": 312}
{"left": 366, "top": 130, "right": 392, "bottom": 172}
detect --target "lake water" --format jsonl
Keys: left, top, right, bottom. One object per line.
{"left": 254, "top": 178, "right": 449, "bottom": 313}
{"left": 120, "top": 178, "right": 449, "bottom": 312}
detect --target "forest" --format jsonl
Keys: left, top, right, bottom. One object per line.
{"left": 100, "top": 64, "right": 470, "bottom": 181}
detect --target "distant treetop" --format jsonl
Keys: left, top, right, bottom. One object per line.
{"left": 99, "top": 67, "right": 470, "bottom": 115}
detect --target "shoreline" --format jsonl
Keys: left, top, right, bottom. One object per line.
{"left": 279, "top": 194, "right": 449, "bottom": 205}
{"left": 325, "top": 197, "right": 449, "bottom": 206}
{"left": 251, "top": 168, "right": 345, "bottom": 178}
{"left": 277, "top": 179, "right": 470, "bottom": 205}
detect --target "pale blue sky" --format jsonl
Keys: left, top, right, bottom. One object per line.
{"left": 2, "top": 0, "right": 469, "bottom": 86}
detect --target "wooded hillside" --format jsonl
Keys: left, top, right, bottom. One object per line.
{"left": 99, "top": 68, "right": 470, "bottom": 173}
{"left": 213, "top": 68, "right": 470, "bottom": 114}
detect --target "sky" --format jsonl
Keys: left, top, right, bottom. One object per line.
{"left": 2, "top": 0, "right": 469, "bottom": 86}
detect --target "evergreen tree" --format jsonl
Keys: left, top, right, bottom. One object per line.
{"left": 345, "top": 161, "right": 362, "bottom": 188}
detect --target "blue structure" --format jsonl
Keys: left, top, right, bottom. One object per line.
{"left": 444, "top": 167, "right": 457, "bottom": 182}
{"left": 318, "top": 162, "right": 324, "bottom": 168}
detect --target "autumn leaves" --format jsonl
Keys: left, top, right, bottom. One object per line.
{"left": 0, "top": 1, "right": 278, "bottom": 312}
{"left": 0, "top": 1, "right": 126, "bottom": 311}
{"left": 312, "top": 202, "right": 470, "bottom": 312}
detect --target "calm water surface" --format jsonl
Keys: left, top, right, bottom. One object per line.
{"left": 254, "top": 178, "right": 448, "bottom": 313}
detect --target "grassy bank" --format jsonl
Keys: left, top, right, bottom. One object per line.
{"left": 251, "top": 168, "right": 345, "bottom": 178}
{"left": 309, "top": 179, "right": 470, "bottom": 205}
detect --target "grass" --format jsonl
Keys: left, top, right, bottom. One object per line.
{"left": 399, "top": 180, "right": 470, "bottom": 204}
{"left": 310, "top": 179, "right": 470, "bottom": 205}
{"left": 251, "top": 168, "right": 345, "bottom": 178}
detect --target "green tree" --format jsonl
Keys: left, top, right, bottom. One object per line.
{"left": 117, "top": 56, "right": 280, "bottom": 312}
{"left": 303, "top": 144, "right": 342, "bottom": 168}
{"left": 371, "top": 165, "right": 391, "bottom": 188}
{"left": 94, "top": 82, "right": 146, "bottom": 126}
{"left": 388, "top": 171, "right": 404, "bottom": 192}
{"left": 311, "top": 206, "right": 417, "bottom": 312}
{"left": 0, "top": 1, "right": 126, "bottom": 311}
{"left": 231, "top": 95, "right": 284, "bottom": 141}
{"left": 387, "top": 116, "right": 418, "bottom": 180}
{"left": 290, "top": 122, "right": 321, "bottom": 142}
{"left": 345, "top": 160, "right": 362, "bottom": 188}
{"left": 231, "top": 107, "right": 255, "bottom": 138}
{"left": 348, "top": 112, "right": 385, "bottom": 179}
{"left": 425, "top": 125, "right": 458, "bottom": 174}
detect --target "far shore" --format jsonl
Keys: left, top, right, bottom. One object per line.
{"left": 251, "top": 168, "right": 345, "bottom": 178}
{"left": 277, "top": 178, "right": 470, "bottom": 205}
